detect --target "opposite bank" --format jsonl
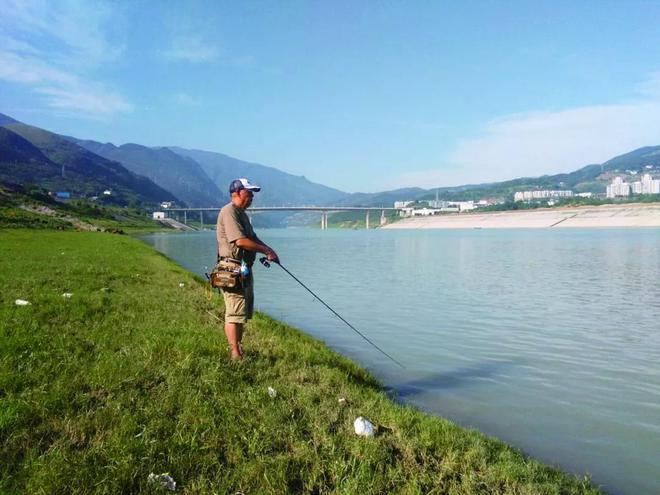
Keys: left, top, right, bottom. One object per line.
{"left": 383, "top": 203, "right": 660, "bottom": 229}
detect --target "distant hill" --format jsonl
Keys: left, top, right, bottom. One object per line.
{"left": 3, "top": 110, "right": 659, "bottom": 212}
{"left": 600, "top": 145, "right": 660, "bottom": 172}
{"left": 169, "top": 147, "right": 348, "bottom": 207}
{"left": 0, "top": 114, "right": 176, "bottom": 206}
{"left": 336, "top": 187, "right": 427, "bottom": 207}
{"left": 371, "top": 147, "right": 660, "bottom": 205}
{"left": 0, "top": 127, "right": 64, "bottom": 185}
{"left": 72, "top": 139, "right": 224, "bottom": 207}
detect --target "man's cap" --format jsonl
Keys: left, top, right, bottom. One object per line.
{"left": 229, "top": 178, "right": 261, "bottom": 194}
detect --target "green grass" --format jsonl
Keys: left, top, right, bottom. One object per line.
{"left": 0, "top": 230, "right": 601, "bottom": 494}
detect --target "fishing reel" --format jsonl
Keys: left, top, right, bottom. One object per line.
{"left": 259, "top": 256, "right": 271, "bottom": 268}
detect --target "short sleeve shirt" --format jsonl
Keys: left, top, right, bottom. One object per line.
{"left": 217, "top": 203, "right": 257, "bottom": 264}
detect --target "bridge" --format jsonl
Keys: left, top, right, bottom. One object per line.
{"left": 162, "top": 206, "right": 402, "bottom": 229}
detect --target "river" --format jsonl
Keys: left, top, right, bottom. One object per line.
{"left": 139, "top": 228, "right": 660, "bottom": 494}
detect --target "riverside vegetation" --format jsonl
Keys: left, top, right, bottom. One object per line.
{"left": 0, "top": 228, "right": 602, "bottom": 494}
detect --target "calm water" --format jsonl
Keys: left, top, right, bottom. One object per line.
{"left": 140, "top": 228, "right": 660, "bottom": 494}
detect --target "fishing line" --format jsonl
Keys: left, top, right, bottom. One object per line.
{"left": 260, "top": 257, "right": 405, "bottom": 369}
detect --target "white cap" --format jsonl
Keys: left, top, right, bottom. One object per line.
{"left": 229, "top": 178, "right": 261, "bottom": 193}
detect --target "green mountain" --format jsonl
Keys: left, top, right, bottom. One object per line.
{"left": 169, "top": 147, "right": 348, "bottom": 207}
{"left": 0, "top": 127, "right": 64, "bottom": 185}
{"left": 336, "top": 187, "right": 427, "bottom": 207}
{"left": 72, "top": 140, "right": 224, "bottom": 207}
{"left": 600, "top": 145, "right": 660, "bottom": 172}
{"left": 0, "top": 114, "right": 176, "bottom": 206}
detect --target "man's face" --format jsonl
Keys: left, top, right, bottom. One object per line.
{"left": 233, "top": 188, "right": 253, "bottom": 209}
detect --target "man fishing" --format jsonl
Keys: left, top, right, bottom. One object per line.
{"left": 216, "top": 178, "right": 279, "bottom": 360}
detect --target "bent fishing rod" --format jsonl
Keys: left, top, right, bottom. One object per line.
{"left": 259, "top": 257, "right": 405, "bottom": 369}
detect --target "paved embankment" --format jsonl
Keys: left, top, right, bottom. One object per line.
{"left": 383, "top": 203, "right": 660, "bottom": 229}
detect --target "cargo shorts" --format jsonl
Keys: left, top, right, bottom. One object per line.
{"left": 221, "top": 273, "right": 254, "bottom": 324}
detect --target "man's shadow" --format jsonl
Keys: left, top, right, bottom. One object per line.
{"left": 390, "top": 358, "right": 523, "bottom": 399}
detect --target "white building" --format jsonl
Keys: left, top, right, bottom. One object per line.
{"left": 152, "top": 211, "right": 165, "bottom": 219}
{"left": 631, "top": 174, "right": 660, "bottom": 195}
{"left": 103, "top": 189, "right": 112, "bottom": 196}
{"left": 514, "top": 190, "right": 574, "bottom": 202}
{"left": 450, "top": 201, "right": 475, "bottom": 212}
{"left": 412, "top": 208, "right": 440, "bottom": 216}
{"left": 606, "top": 177, "right": 630, "bottom": 198}
{"left": 428, "top": 200, "right": 476, "bottom": 211}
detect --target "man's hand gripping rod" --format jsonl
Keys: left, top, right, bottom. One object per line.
{"left": 259, "top": 257, "right": 405, "bottom": 369}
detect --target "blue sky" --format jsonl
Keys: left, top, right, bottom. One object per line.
{"left": 2, "top": 0, "right": 660, "bottom": 193}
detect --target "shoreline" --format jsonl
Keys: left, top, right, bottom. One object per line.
{"left": 0, "top": 229, "right": 603, "bottom": 493}
{"left": 383, "top": 202, "right": 660, "bottom": 229}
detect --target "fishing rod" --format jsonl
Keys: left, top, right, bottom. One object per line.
{"left": 259, "top": 257, "right": 405, "bottom": 369}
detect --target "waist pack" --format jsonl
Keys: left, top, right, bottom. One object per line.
{"left": 210, "top": 261, "right": 242, "bottom": 289}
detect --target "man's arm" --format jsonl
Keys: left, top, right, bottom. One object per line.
{"left": 234, "top": 237, "right": 279, "bottom": 263}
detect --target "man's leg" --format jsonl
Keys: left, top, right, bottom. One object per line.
{"left": 224, "top": 322, "right": 244, "bottom": 359}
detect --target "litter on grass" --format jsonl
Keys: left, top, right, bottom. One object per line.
{"left": 179, "top": 283, "right": 185, "bottom": 288}
{"left": 147, "top": 473, "right": 176, "bottom": 491}
{"left": 354, "top": 416, "right": 375, "bottom": 437}
{"left": 338, "top": 397, "right": 348, "bottom": 405}
{"left": 62, "top": 293, "right": 73, "bottom": 298}
{"left": 267, "top": 386, "right": 277, "bottom": 398}
{"left": 15, "top": 299, "right": 30, "bottom": 306}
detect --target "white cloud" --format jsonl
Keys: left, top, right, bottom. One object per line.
{"left": 383, "top": 75, "right": 660, "bottom": 190}
{"left": 162, "top": 35, "right": 221, "bottom": 63}
{"left": 37, "top": 86, "right": 132, "bottom": 115}
{"left": 174, "top": 92, "right": 202, "bottom": 107}
{"left": 0, "top": 0, "right": 131, "bottom": 117}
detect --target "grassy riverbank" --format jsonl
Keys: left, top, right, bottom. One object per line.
{"left": 0, "top": 229, "right": 601, "bottom": 494}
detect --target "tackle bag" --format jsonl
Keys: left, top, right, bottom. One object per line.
{"left": 209, "top": 262, "right": 242, "bottom": 289}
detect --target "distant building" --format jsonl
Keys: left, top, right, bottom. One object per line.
{"left": 103, "top": 189, "right": 112, "bottom": 196}
{"left": 630, "top": 173, "right": 660, "bottom": 195}
{"left": 576, "top": 192, "right": 593, "bottom": 198}
{"left": 606, "top": 177, "right": 630, "bottom": 198}
{"left": 451, "top": 201, "right": 475, "bottom": 212}
{"left": 160, "top": 201, "right": 174, "bottom": 209}
{"left": 412, "top": 208, "right": 439, "bottom": 216}
{"left": 152, "top": 211, "right": 166, "bottom": 219}
{"left": 514, "top": 190, "right": 574, "bottom": 202}
{"left": 394, "top": 200, "right": 414, "bottom": 208}
{"left": 55, "top": 191, "right": 70, "bottom": 199}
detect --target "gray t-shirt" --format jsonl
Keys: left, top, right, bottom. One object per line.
{"left": 216, "top": 203, "right": 257, "bottom": 264}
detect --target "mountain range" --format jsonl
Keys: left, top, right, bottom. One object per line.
{"left": 0, "top": 116, "right": 174, "bottom": 206}
{"left": 2, "top": 111, "right": 660, "bottom": 212}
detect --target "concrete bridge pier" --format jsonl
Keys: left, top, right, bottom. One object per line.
{"left": 365, "top": 210, "right": 370, "bottom": 229}
{"left": 380, "top": 210, "right": 387, "bottom": 226}
{"left": 183, "top": 210, "right": 187, "bottom": 225}
{"left": 321, "top": 212, "right": 328, "bottom": 230}
{"left": 200, "top": 210, "right": 204, "bottom": 229}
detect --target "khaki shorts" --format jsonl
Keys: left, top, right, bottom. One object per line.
{"left": 221, "top": 273, "right": 254, "bottom": 324}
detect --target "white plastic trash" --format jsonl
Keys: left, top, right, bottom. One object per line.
{"left": 147, "top": 473, "right": 176, "bottom": 491}
{"left": 338, "top": 397, "right": 347, "bottom": 405}
{"left": 15, "top": 299, "right": 30, "bottom": 306}
{"left": 179, "top": 283, "right": 185, "bottom": 288}
{"left": 354, "top": 416, "right": 375, "bottom": 437}
{"left": 62, "top": 293, "right": 73, "bottom": 298}
{"left": 267, "top": 386, "right": 277, "bottom": 398}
